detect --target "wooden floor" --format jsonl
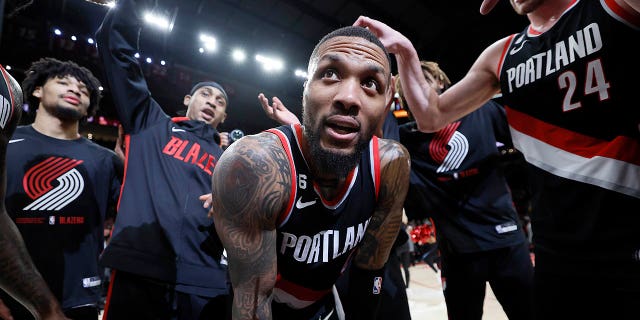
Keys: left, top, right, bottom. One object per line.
{"left": 407, "top": 263, "right": 508, "bottom": 319}
{"left": 98, "top": 263, "right": 509, "bottom": 320}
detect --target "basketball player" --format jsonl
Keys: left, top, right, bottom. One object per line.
{"left": 96, "top": 0, "right": 231, "bottom": 318}
{"left": 211, "top": 26, "right": 410, "bottom": 319}
{"left": 398, "top": 61, "right": 533, "bottom": 320}
{"left": 258, "top": 92, "right": 413, "bottom": 320}
{"left": 0, "top": 64, "right": 70, "bottom": 320}
{"left": 0, "top": 58, "right": 122, "bottom": 320}
{"left": 355, "top": 0, "right": 640, "bottom": 317}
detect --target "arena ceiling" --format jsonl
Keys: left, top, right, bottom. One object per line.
{"left": 1, "top": 0, "right": 527, "bottom": 136}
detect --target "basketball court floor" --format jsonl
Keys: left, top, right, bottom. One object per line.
{"left": 98, "top": 263, "right": 509, "bottom": 320}
{"left": 407, "top": 263, "right": 508, "bottom": 319}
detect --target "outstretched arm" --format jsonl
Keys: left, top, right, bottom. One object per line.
{"left": 95, "top": 0, "right": 166, "bottom": 133}
{"left": 258, "top": 93, "right": 301, "bottom": 126}
{"left": 346, "top": 138, "right": 410, "bottom": 319}
{"left": 353, "top": 16, "right": 501, "bottom": 132}
{"left": 211, "top": 133, "right": 292, "bottom": 319}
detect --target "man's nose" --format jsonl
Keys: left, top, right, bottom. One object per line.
{"left": 334, "top": 79, "right": 360, "bottom": 111}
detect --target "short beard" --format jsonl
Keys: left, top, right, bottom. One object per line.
{"left": 304, "top": 125, "right": 368, "bottom": 179}
{"left": 53, "top": 105, "right": 85, "bottom": 121}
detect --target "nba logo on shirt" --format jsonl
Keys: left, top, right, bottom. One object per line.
{"left": 49, "top": 216, "right": 55, "bottom": 225}
{"left": 372, "top": 276, "right": 382, "bottom": 295}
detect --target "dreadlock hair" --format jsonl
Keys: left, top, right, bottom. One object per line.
{"left": 22, "top": 57, "right": 102, "bottom": 118}
{"left": 395, "top": 60, "right": 452, "bottom": 109}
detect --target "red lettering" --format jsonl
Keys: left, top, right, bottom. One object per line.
{"left": 203, "top": 154, "right": 216, "bottom": 175}
{"left": 183, "top": 142, "right": 201, "bottom": 163}
{"left": 173, "top": 140, "right": 189, "bottom": 160}
{"left": 196, "top": 153, "right": 208, "bottom": 170}
{"left": 60, "top": 216, "right": 85, "bottom": 224}
{"left": 15, "top": 217, "right": 45, "bottom": 224}
{"left": 162, "top": 137, "right": 184, "bottom": 156}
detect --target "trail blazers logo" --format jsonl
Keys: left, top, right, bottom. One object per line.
{"left": 23, "top": 156, "right": 85, "bottom": 211}
{"left": 429, "top": 122, "right": 468, "bottom": 173}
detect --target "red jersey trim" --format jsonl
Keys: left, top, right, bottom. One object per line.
{"left": 506, "top": 106, "right": 640, "bottom": 165}
{"left": 497, "top": 34, "right": 516, "bottom": 81}
{"left": 171, "top": 117, "right": 189, "bottom": 123}
{"left": 602, "top": 0, "right": 640, "bottom": 28}
{"left": 274, "top": 274, "right": 332, "bottom": 301}
{"left": 116, "top": 134, "right": 130, "bottom": 211}
{"left": 290, "top": 124, "right": 358, "bottom": 208}
{"left": 370, "top": 136, "right": 381, "bottom": 200}
{"left": 266, "top": 128, "right": 297, "bottom": 227}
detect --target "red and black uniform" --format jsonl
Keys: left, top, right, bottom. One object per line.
{"left": 497, "top": 0, "right": 640, "bottom": 317}
{"left": 400, "top": 100, "right": 533, "bottom": 320}
{"left": 2, "top": 126, "right": 122, "bottom": 320}
{"left": 96, "top": 0, "right": 229, "bottom": 319}
{"left": 267, "top": 124, "right": 380, "bottom": 319}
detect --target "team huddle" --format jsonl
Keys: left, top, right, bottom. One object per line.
{"left": 0, "top": 0, "right": 638, "bottom": 319}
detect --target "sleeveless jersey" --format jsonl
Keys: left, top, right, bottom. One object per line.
{"left": 400, "top": 100, "right": 525, "bottom": 254}
{"left": 498, "top": 0, "right": 640, "bottom": 273}
{"left": 266, "top": 124, "right": 381, "bottom": 314}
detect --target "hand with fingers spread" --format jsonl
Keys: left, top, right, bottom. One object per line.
{"left": 258, "top": 93, "right": 300, "bottom": 126}
{"left": 352, "top": 16, "right": 412, "bottom": 55}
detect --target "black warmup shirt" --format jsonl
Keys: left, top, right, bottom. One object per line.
{"left": 401, "top": 100, "right": 525, "bottom": 254}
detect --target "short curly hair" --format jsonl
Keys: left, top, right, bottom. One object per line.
{"left": 395, "top": 60, "right": 452, "bottom": 109}
{"left": 22, "top": 57, "right": 102, "bottom": 118}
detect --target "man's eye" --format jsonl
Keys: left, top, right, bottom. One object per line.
{"left": 363, "top": 79, "right": 378, "bottom": 91}
{"left": 322, "top": 69, "right": 338, "bottom": 79}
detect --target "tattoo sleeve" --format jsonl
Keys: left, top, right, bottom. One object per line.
{"left": 211, "top": 133, "right": 292, "bottom": 320}
{"left": 353, "top": 138, "right": 411, "bottom": 269}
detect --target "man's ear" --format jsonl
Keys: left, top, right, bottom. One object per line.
{"left": 32, "top": 86, "right": 42, "bottom": 98}
{"left": 183, "top": 95, "right": 191, "bottom": 107}
{"left": 386, "top": 75, "right": 397, "bottom": 108}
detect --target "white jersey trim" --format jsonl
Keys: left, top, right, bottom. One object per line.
{"left": 510, "top": 126, "right": 640, "bottom": 199}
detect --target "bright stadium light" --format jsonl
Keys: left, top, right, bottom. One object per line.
{"left": 255, "top": 54, "right": 284, "bottom": 72}
{"left": 199, "top": 34, "right": 217, "bottom": 53}
{"left": 231, "top": 49, "right": 246, "bottom": 63}
{"left": 143, "top": 11, "right": 171, "bottom": 32}
{"left": 294, "top": 69, "right": 308, "bottom": 79}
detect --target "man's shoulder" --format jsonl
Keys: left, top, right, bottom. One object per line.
{"left": 377, "top": 137, "right": 409, "bottom": 159}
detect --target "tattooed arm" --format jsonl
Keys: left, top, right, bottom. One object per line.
{"left": 346, "top": 138, "right": 410, "bottom": 319}
{"left": 211, "top": 133, "right": 292, "bottom": 320}
{"left": 354, "top": 138, "right": 410, "bottom": 269}
{"left": 0, "top": 66, "right": 68, "bottom": 320}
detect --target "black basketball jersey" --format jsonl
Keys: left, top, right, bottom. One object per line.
{"left": 498, "top": 0, "right": 640, "bottom": 270}
{"left": 265, "top": 124, "right": 380, "bottom": 313}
